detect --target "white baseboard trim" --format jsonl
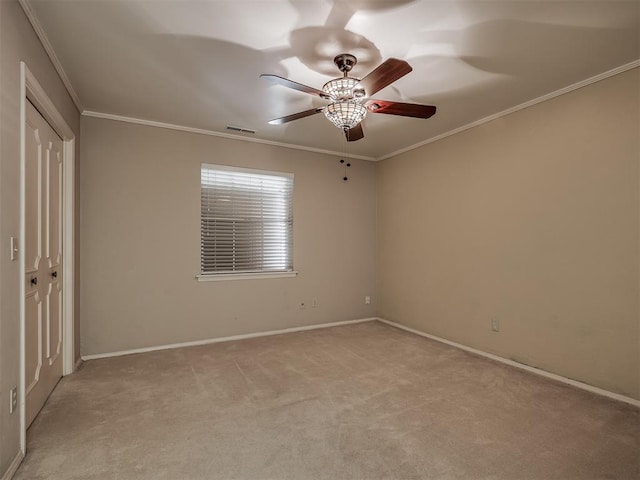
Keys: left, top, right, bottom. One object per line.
{"left": 1, "top": 450, "right": 24, "bottom": 480}
{"left": 377, "top": 318, "right": 640, "bottom": 408}
{"left": 74, "top": 357, "right": 83, "bottom": 371}
{"left": 82, "top": 317, "right": 377, "bottom": 361}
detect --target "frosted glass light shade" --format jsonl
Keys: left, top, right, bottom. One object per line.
{"left": 323, "top": 101, "right": 367, "bottom": 130}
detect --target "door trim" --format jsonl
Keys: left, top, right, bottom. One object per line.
{"left": 19, "top": 62, "right": 76, "bottom": 453}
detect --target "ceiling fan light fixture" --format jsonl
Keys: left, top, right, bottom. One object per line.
{"left": 261, "top": 54, "right": 436, "bottom": 142}
{"left": 324, "top": 101, "right": 367, "bottom": 130}
{"left": 322, "top": 78, "right": 361, "bottom": 100}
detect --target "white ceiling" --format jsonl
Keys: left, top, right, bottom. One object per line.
{"left": 25, "top": 0, "right": 640, "bottom": 159}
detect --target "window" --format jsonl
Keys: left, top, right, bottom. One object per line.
{"left": 199, "top": 164, "right": 294, "bottom": 279}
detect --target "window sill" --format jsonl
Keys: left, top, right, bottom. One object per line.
{"left": 196, "top": 271, "right": 298, "bottom": 282}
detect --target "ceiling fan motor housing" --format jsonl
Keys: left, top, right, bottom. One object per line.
{"left": 334, "top": 53, "right": 357, "bottom": 73}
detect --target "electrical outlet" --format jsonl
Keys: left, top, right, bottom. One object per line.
{"left": 365, "top": 296, "right": 371, "bottom": 305}
{"left": 9, "top": 387, "right": 17, "bottom": 414}
{"left": 491, "top": 318, "right": 500, "bottom": 332}
{"left": 312, "top": 299, "right": 319, "bottom": 308}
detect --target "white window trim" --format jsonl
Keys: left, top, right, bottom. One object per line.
{"left": 202, "top": 162, "right": 294, "bottom": 179}
{"left": 196, "top": 271, "right": 298, "bottom": 282}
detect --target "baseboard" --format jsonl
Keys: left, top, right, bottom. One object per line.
{"left": 1, "top": 450, "right": 24, "bottom": 480}
{"left": 74, "top": 357, "right": 83, "bottom": 371}
{"left": 377, "top": 318, "right": 640, "bottom": 408}
{"left": 82, "top": 317, "right": 378, "bottom": 361}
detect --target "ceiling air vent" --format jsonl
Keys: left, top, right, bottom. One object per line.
{"left": 226, "top": 125, "right": 256, "bottom": 134}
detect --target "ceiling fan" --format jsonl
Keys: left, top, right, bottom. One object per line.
{"left": 260, "top": 53, "right": 436, "bottom": 142}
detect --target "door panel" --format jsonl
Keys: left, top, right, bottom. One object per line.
{"left": 48, "top": 280, "right": 62, "bottom": 365}
{"left": 24, "top": 119, "right": 42, "bottom": 275}
{"left": 47, "top": 131, "right": 63, "bottom": 366}
{"left": 47, "top": 144, "right": 62, "bottom": 265}
{"left": 24, "top": 100, "right": 64, "bottom": 428}
{"left": 25, "top": 290, "right": 42, "bottom": 394}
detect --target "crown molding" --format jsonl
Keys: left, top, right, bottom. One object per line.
{"left": 376, "top": 59, "right": 640, "bottom": 161}
{"left": 81, "top": 111, "right": 377, "bottom": 161}
{"left": 18, "top": 0, "right": 83, "bottom": 112}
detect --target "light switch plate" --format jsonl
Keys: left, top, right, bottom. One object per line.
{"left": 9, "top": 387, "right": 17, "bottom": 414}
{"left": 10, "top": 237, "right": 18, "bottom": 261}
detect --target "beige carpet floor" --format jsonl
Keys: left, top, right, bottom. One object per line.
{"left": 14, "top": 321, "right": 639, "bottom": 480}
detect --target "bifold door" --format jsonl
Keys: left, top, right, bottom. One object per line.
{"left": 24, "top": 99, "right": 64, "bottom": 428}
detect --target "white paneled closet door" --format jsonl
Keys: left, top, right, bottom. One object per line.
{"left": 24, "top": 99, "right": 64, "bottom": 428}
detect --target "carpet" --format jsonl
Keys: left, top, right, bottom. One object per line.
{"left": 14, "top": 321, "right": 639, "bottom": 479}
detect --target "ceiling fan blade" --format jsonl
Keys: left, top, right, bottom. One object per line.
{"left": 357, "top": 58, "right": 412, "bottom": 97}
{"left": 345, "top": 123, "right": 364, "bottom": 142}
{"left": 260, "top": 74, "right": 329, "bottom": 99}
{"left": 365, "top": 100, "right": 436, "bottom": 119}
{"left": 268, "top": 108, "right": 323, "bottom": 125}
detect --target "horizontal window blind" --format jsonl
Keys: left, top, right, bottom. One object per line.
{"left": 201, "top": 164, "right": 293, "bottom": 275}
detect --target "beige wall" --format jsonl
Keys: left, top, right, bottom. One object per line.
{"left": 0, "top": 0, "right": 81, "bottom": 475}
{"left": 376, "top": 68, "right": 640, "bottom": 399}
{"left": 80, "top": 117, "right": 376, "bottom": 355}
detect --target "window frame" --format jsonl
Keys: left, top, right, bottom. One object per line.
{"left": 196, "top": 163, "right": 297, "bottom": 282}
